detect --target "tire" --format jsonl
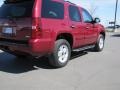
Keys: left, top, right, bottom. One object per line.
{"left": 49, "top": 39, "right": 71, "bottom": 68}
{"left": 94, "top": 34, "right": 105, "bottom": 52}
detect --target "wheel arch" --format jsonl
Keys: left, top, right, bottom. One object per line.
{"left": 56, "top": 33, "right": 73, "bottom": 48}
{"left": 100, "top": 31, "right": 106, "bottom": 39}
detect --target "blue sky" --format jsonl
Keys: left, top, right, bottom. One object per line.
{"left": 0, "top": 0, "right": 120, "bottom": 26}
{"left": 68, "top": 0, "right": 120, "bottom": 26}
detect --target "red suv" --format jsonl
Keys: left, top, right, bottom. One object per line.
{"left": 0, "top": 0, "right": 105, "bottom": 68}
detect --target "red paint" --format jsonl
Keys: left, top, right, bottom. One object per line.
{"left": 0, "top": 0, "right": 105, "bottom": 56}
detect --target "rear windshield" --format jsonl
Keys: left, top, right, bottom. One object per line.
{"left": 0, "top": 0, "right": 34, "bottom": 18}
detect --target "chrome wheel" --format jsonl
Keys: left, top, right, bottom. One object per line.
{"left": 99, "top": 37, "right": 104, "bottom": 49}
{"left": 58, "top": 45, "right": 69, "bottom": 63}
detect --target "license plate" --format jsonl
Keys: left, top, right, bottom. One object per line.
{"left": 2, "top": 27, "right": 13, "bottom": 34}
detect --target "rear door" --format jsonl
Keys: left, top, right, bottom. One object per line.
{"left": 68, "top": 5, "right": 85, "bottom": 48}
{"left": 81, "top": 8, "right": 98, "bottom": 45}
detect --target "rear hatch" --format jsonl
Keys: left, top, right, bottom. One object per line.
{"left": 0, "top": 0, "right": 34, "bottom": 44}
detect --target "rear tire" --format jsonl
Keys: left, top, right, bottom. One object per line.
{"left": 94, "top": 34, "right": 105, "bottom": 52}
{"left": 49, "top": 39, "right": 71, "bottom": 68}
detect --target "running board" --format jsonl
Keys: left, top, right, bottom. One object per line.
{"left": 73, "top": 45, "right": 95, "bottom": 52}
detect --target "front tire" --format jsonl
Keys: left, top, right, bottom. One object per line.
{"left": 49, "top": 39, "right": 71, "bottom": 68}
{"left": 94, "top": 34, "right": 105, "bottom": 52}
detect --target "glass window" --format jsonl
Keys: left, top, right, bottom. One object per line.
{"left": 0, "top": 0, "right": 34, "bottom": 18}
{"left": 42, "top": 0, "right": 64, "bottom": 19}
{"left": 69, "top": 5, "right": 81, "bottom": 22}
{"left": 82, "top": 9, "right": 93, "bottom": 23}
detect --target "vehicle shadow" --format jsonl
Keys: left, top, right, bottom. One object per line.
{"left": 71, "top": 51, "right": 88, "bottom": 60}
{"left": 0, "top": 51, "right": 88, "bottom": 74}
{"left": 0, "top": 52, "right": 53, "bottom": 74}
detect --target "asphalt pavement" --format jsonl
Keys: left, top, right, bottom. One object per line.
{"left": 0, "top": 33, "right": 120, "bottom": 90}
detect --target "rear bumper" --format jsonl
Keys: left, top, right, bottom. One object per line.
{"left": 0, "top": 41, "right": 28, "bottom": 47}
{"left": 0, "top": 38, "right": 53, "bottom": 56}
{"left": 29, "top": 39, "right": 53, "bottom": 53}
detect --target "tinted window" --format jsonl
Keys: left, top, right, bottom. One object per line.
{"left": 69, "top": 5, "right": 81, "bottom": 22}
{"left": 82, "top": 9, "right": 93, "bottom": 23}
{"left": 0, "top": 0, "right": 34, "bottom": 18}
{"left": 42, "top": 0, "right": 64, "bottom": 19}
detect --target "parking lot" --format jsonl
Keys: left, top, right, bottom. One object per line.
{"left": 0, "top": 33, "right": 120, "bottom": 90}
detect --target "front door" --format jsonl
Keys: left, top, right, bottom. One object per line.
{"left": 81, "top": 8, "right": 98, "bottom": 45}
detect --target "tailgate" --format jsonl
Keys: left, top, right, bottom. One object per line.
{"left": 0, "top": 0, "right": 34, "bottom": 42}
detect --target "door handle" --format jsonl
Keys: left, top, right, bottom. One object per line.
{"left": 71, "top": 25, "right": 76, "bottom": 28}
{"left": 86, "top": 27, "right": 90, "bottom": 29}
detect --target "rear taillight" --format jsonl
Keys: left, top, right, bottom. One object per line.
{"left": 32, "top": 17, "right": 42, "bottom": 39}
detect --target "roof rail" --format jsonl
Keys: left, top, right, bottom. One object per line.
{"left": 64, "top": 0, "right": 76, "bottom": 5}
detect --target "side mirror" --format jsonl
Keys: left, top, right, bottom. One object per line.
{"left": 94, "top": 18, "right": 101, "bottom": 23}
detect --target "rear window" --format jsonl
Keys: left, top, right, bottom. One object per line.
{"left": 41, "top": 0, "right": 64, "bottom": 19}
{"left": 69, "top": 5, "right": 81, "bottom": 22}
{"left": 0, "top": 0, "right": 34, "bottom": 18}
